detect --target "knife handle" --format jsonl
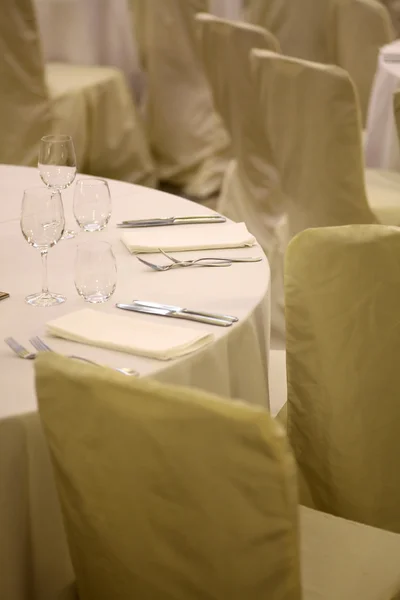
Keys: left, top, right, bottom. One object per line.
{"left": 182, "top": 308, "right": 238, "bottom": 323}
{"left": 173, "top": 312, "right": 232, "bottom": 327}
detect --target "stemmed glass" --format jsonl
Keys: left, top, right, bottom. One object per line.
{"left": 38, "top": 134, "right": 77, "bottom": 239}
{"left": 21, "top": 187, "right": 66, "bottom": 307}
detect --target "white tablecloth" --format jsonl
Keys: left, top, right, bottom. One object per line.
{"left": 34, "top": 0, "right": 141, "bottom": 93}
{"left": 365, "top": 40, "right": 400, "bottom": 170}
{"left": 0, "top": 165, "right": 271, "bottom": 600}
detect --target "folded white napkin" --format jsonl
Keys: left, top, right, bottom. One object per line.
{"left": 46, "top": 309, "right": 214, "bottom": 360}
{"left": 121, "top": 222, "right": 256, "bottom": 254}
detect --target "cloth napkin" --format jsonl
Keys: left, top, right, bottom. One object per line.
{"left": 46, "top": 309, "right": 214, "bottom": 360}
{"left": 121, "top": 222, "right": 256, "bottom": 253}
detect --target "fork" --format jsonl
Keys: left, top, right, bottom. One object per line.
{"left": 29, "top": 337, "right": 138, "bottom": 376}
{"left": 136, "top": 256, "right": 231, "bottom": 272}
{"left": 159, "top": 249, "right": 262, "bottom": 265}
{"left": 5, "top": 336, "right": 137, "bottom": 377}
{"left": 5, "top": 337, "right": 36, "bottom": 359}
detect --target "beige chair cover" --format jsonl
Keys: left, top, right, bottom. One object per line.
{"left": 35, "top": 353, "right": 400, "bottom": 599}
{"left": 251, "top": 50, "right": 400, "bottom": 237}
{"left": 0, "top": 0, "right": 155, "bottom": 185}
{"left": 132, "top": 0, "right": 230, "bottom": 197}
{"left": 394, "top": 89, "right": 400, "bottom": 144}
{"left": 381, "top": 0, "right": 400, "bottom": 35}
{"left": 36, "top": 354, "right": 301, "bottom": 599}
{"left": 0, "top": 0, "right": 52, "bottom": 166}
{"left": 196, "top": 14, "right": 285, "bottom": 344}
{"left": 284, "top": 224, "right": 400, "bottom": 533}
{"left": 246, "top": 0, "right": 393, "bottom": 125}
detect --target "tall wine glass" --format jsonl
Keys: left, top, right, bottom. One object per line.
{"left": 38, "top": 134, "right": 77, "bottom": 239}
{"left": 21, "top": 187, "right": 66, "bottom": 307}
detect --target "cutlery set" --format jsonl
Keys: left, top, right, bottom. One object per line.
{"left": 5, "top": 212, "right": 256, "bottom": 362}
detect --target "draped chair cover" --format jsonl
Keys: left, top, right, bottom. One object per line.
{"left": 284, "top": 224, "right": 400, "bottom": 534}
{"left": 251, "top": 50, "right": 400, "bottom": 237}
{"left": 0, "top": 0, "right": 155, "bottom": 185}
{"left": 131, "top": 0, "right": 230, "bottom": 197}
{"left": 393, "top": 89, "right": 400, "bottom": 142}
{"left": 196, "top": 14, "right": 285, "bottom": 343}
{"left": 246, "top": 0, "right": 394, "bottom": 125}
{"left": 35, "top": 353, "right": 400, "bottom": 599}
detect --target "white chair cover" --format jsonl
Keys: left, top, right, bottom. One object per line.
{"left": 196, "top": 15, "right": 286, "bottom": 344}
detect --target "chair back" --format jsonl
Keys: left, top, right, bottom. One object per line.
{"left": 133, "top": 0, "right": 229, "bottom": 196}
{"left": 393, "top": 89, "right": 400, "bottom": 144}
{"left": 36, "top": 354, "right": 302, "bottom": 599}
{"left": 336, "top": 0, "right": 394, "bottom": 124}
{"left": 0, "top": 0, "right": 52, "bottom": 165}
{"left": 246, "top": 0, "right": 393, "bottom": 124}
{"left": 285, "top": 225, "right": 400, "bottom": 533}
{"left": 196, "top": 15, "right": 286, "bottom": 341}
{"left": 251, "top": 50, "right": 378, "bottom": 240}
{"left": 245, "top": 0, "right": 337, "bottom": 63}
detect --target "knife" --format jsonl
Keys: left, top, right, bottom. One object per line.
{"left": 131, "top": 300, "right": 238, "bottom": 323}
{"left": 116, "top": 303, "right": 233, "bottom": 327}
{"left": 117, "top": 215, "right": 226, "bottom": 228}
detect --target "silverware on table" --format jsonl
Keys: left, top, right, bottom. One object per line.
{"left": 136, "top": 256, "right": 232, "bottom": 271}
{"left": 159, "top": 248, "right": 263, "bottom": 265}
{"left": 117, "top": 215, "right": 226, "bottom": 228}
{"left": 4, "top": 336, "right": 137, "bottom": 376}
{"left": 116, "top": 303, "right": 234, "bottom": 327}
{"left": 131, "top": 300, "right": 239, "bottom": 323}
{"left": 5, "top": 337, "right": 36, "bottom": 359}
{"left": 29, "top": 336, "right": 138, "bottom": 376}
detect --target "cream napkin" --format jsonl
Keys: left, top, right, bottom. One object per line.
{"left": 46, "top": 309, "right": 214, "bottom": 360}
{"left": 121, "top": 222, "right": 256, "bottom": 254}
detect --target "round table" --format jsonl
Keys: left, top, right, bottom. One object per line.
{"left": 365, "top": 40, "right": 400, "bottom": 171}
{"left": 0, "top": 165, "right": 271, "bottom": 600}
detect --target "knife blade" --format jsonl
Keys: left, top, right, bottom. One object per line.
{"left": 117, "top": 215, "right": 226, "bottom": 228}
{"left": 131, "top": 300, "right": 238, "bottom": 323}
{"left": 116, "top": 303, "right": 233, "bottom": 327}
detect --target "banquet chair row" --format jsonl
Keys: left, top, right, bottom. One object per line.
{"left": 270, "top": 224, "right": 400, "bottom": 536}
{"left": 196, "top": 14, "right": 400, "bottom": 345}
{"left": 245, "top": 0, "right": 394, "bottom": 125}
{"left": 35, "top": 352, "right": 400, "bottom": 599}
{"left": 130, "top": 0, "right": 230, "bottom": 199}
{"left": 0, "top": 0, "right": 155, "bottom": 185}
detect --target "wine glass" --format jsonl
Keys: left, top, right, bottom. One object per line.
{"left": 73, "top": 179, "right": 112, "bottom": 232}
{"left": 75, "top": 241, "right": 117, "bottom": 303}
{"left": 21, "top": 187, "right": 66, "bottom": 307}
{"left": 38, "top": 134, "right": 77, "bottom": 239}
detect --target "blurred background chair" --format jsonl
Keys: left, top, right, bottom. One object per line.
{"left": 130, "top": 0, "right": 231, "bottom": 199}
{"left": 0, "top": 0, "right": 155, "bottom": 185}
{"left": 251, "top": 50, "right": 400, "bottom": 241}
{"left": 36, "top": 353, "right": 400, "bottom": 599}
{"left": 245, "top": 0, "right": 393, "bottom": 126}
{"left": 196, "top": 14, "right": 285, "bottom": 345}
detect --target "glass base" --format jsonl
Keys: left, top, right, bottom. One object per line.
{"left": 62, "top": 229, "right": 76, "bottom": 240}
{"left": 25, "top": 291, "right": 66, "bottom": 307}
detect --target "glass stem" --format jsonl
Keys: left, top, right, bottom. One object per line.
{"left": 41, "top": 250, "right": 49, "bottom": 295}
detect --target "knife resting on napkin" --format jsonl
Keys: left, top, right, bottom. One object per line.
{"left": 46, "top": 309, "right": 214, "bottom": 360}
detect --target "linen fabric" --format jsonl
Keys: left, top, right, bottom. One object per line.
{"left": 131, "top": 0, "right": 230, "bottom": 197}
{"left": 285, "top": 225, "right": 400, "bottom": 533}
{"left": 121, "top": 221, "right": 256, "bottom": 253}
{"left": 35, "top": 353, "right": 400, "bottom": 599}
{"left": 0, "top": 0, "right": 155, "bottom": 185}
{"left": 245, "top": 0, "right": 393, "bottom": 125}
{"left": 35, "top": 353, "right": 301, "bottom": 600}
{"left": 46, "top": 309, "right": 214, "bottom": 360}
{"left": 394, "top": 88, "right": 400, "bottom": 142}
{"left": 250, "top": 50, "right": 400, "bottom": 237}
{"left": 196, "top": 15, "right": 286, "bottom": 344}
